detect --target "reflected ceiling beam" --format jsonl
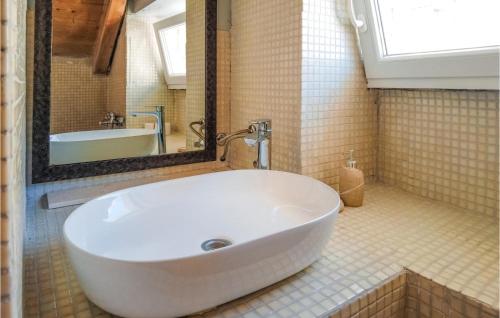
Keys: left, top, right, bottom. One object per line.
{"left": 92, "top": 0, "right": 127, "bottom": 74}
{"left": 130, "top": 0, "right": 155, "bottom": 13}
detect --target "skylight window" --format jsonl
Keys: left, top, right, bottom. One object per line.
{"left": 351, "top": 0, "right": 500, "bottom": 89}
{"left": 377, "top": 0, "right": 499, "bottom": 56}
{"left": 154, "top": 13, "right": 186, "bottom": 89}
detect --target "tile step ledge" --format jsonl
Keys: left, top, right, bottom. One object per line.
{"left": 324, "top": 269, "right": 499, "bottom": 318}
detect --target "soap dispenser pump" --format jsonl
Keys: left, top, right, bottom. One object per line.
{"left": 339, "top": 150, "right": 364, "bottom": 207}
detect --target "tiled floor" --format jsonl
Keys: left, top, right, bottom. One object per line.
{"left": 23, "top": 183, "right": 499, "bottom": 318}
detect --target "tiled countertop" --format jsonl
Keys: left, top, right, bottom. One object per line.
{"left": 23, "top": 183, "right": 499, "bottom": 318}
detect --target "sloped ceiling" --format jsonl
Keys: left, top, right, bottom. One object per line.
{"left": 52, "top": 0, "right": 106, "bottom": 57}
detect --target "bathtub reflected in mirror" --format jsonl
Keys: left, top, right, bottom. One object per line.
{"left": 48, "top": 0, "right": 206, "bottom": 165}
{"left": 49, "top": 129, "right": 157, "bottom": 165}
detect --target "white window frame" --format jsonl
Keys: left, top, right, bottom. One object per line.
{"left": 351, "top": 0, "right": 500, "bottom": 90}
{"left": 154, "top": 13, "right": 187, "bottom": 89}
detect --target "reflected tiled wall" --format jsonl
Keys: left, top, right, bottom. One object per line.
{"left": 50, "top": 57, "right": 108, "bottom": 133}
{"left": 125, "top": 14, "right": 173, "bottom": 129}
{"left": 168, "top": 89, "right": 187, "bottom": 134}
{"left": 1, "top": 0, "right": 27, "bottom": 317}
{"left": 378, "top": 90, "right": 500, "bottom": 217}
{"left": 230, "top": 0, "right": 303, "bottom": 171}
{"left": 301, "top": 0, "right": 378, "bottom": 188}
{"left": 49, "top": 13, "right": 184, "bottom": 133}
{"left": 106, "top": 21, "right": 126, "bottom": 118}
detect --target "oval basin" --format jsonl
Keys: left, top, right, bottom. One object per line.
{"left": 63, "top": 170, "right": 340, "bottom": 318}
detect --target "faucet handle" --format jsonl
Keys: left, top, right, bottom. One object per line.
{"left": 249, "top": 119, "right": 271, "bottom": 125}
{"left": 249, "top": 119, "right": 272, "bottom": 133}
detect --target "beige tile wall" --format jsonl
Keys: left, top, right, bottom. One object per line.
{"left": 50, "top": 56, "right": 108, "bottom": 133}
{"left": 1, "top": 0, "right": 27, "bottom": 317}
{"left": 185, "top": 0, "right": 206, "bottom": 150}
{"left": 378, "top": 90, "right": 500, "bottom": 217}
{"left": 228, "top": 0, "right": 498, "bottom": 218}
{"left": 229, "top": 0, "right": 377, "bottom": 187}
{"left": 229, "top": 0, "right": 303, "bottom": 172}
{"left": 301, "top": 0, "right": 378, "bottom": 188}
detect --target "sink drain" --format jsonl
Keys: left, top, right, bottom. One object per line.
{"left": 201, "top": 239, "right": 232, "bottom": 251}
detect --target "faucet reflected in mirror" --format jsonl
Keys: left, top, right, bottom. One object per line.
{"left": 217, "top": 119, "right": 272, "bottom": 169}
{"left": 129, "top": 106, "right": 166, "bottom": 155}
{"left": 189, "top": 119, "right": 205, "bottom": 148}
{"left": 99, "top": 112, "right": 124, "bottom": 129}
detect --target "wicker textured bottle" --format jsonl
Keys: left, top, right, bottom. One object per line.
{"left": 339, "top": 150, "right": 364, "bottom": 207}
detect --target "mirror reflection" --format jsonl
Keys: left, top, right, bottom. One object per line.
{"left": 49, "top": 0, "right": 205, "bottom": 165}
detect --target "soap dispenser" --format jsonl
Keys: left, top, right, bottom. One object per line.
{"left": 339, "top": 150, "right": 364, "bottom": 207}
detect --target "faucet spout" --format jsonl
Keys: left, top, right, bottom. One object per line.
{"left": 216, "top": 119, "right": 272, "bottom": 169}
{"left": 129, "top": 106, "right": 165, "bottom": 154}
{"left": 216, "top": 126, "right": 254, "bottom": 161}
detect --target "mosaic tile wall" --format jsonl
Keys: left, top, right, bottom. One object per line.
{"left": 378, "top": 89, "right": 500, "bottom": 217}
{"left": 301, "top": 0, "right": 378, "bottom": 188}
{"left": 185, "top": 0, "right": 206, "bottom": 150}
{"left": 229, "top": 0, "right": 303, "bottom": 172}
{"left": 1, "top": 0, "right": 27, "bottom": 317}
{"left": 50, "top": 56, "right": 108, "bottom": 133}
{"left": 228, "top": 0, "right": 377, "bottom": 187}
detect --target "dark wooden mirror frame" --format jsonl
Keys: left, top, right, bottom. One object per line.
{"left": 32, "top": 0, "right": 217, "bottom": 183}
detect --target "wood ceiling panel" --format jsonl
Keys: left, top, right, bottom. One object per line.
{"left": 52, "top": 0, "right": 107, "bottom": 57}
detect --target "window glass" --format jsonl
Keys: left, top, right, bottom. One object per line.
{"left": 376, "top": 0, "right": 500, "bottom": 56}
{"left": 158, "top": 22, "right": 186, "bottom": 76}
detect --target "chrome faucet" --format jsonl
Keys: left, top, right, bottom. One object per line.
{"left": 129, "top": 106, "right": 166, "bottom": 154}
{"left": 216, "top": 119, "right": 272, "bottom": 169}
{"left": 245, "top": 119, "right": 272, "bottom": 169}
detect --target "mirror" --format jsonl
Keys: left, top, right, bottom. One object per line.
{"left": 32, "top": 0, "right": 216, "bottom": 182}
{"left": 50, "top": 0, "right": 204, "bottom": 164}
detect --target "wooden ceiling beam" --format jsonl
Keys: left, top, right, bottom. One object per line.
{"left": 92, "top": 0, "right": 127, "bottom": 74}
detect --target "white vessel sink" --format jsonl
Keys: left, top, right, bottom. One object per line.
{"left": 63, "top": 170, "right": 340, "bottom": 318}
